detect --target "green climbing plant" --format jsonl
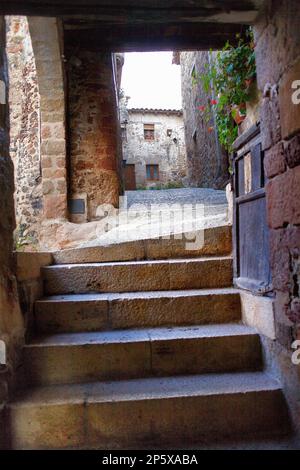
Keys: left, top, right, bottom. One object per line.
{"left": 195, "top": 28, "right": 256, "bottom": 153}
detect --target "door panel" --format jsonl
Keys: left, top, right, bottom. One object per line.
{"left": 233, "top": 124, "right": 272, "bottom": 294}
{"left": 124, "top": 164, "right": 136, "bottom": 190}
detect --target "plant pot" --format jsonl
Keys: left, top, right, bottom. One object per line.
{"left": 231, "top": 103, "right": 246, "bottom": 125}
{"left": 245, "top": 77, "right": 254, "bottom": 88}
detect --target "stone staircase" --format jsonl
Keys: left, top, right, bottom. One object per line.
{"left": 6, "top": 227, "right": 290, "bottom": 449}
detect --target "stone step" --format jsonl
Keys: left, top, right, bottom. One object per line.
{"left": 7, "top": 372, "right": 290, "bottom": 449}
{"left": 53, "top": 224, "right": 232, "bottom": 264}
{"left": 35, "top": 288, "right": 241, "bottom": 333}
{"left": 21, "top": 324, "right": 262, "bottom": 386}
{"left": 42, "top": 256, "right": 233, "bottom": 295}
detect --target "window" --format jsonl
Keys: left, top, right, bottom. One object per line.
{"left": 121, "top": 126, "right": 127, "bottom": 142}
{"left": 146, "top": 164, "right": 159, "bottom": 181}
{"left": 167, "top": 129, "right": 172, "bottom": 137}
{"left": 144, "top": 123, "right": 155, "bottom": 140}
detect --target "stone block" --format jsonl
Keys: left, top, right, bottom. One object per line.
{"left": 266, "top": 171, "right": 292, "bottom": 228}
{"left": 240, "top": 290, "right": 276, "bottom": 339}
{"left": 8, "top": 391, "right": 86, "bottom": 449}
{"left": 35, "top": 295, "right": 110, "bottom": 334}
{"left": 279, "top": 58, "right": 300, "bottom": 140}
{"left": 109, "top": 289, "right": 241, "bottom": 330}
{"left": 264, "top": 142, "right": 286, "bottom": 178}
{"left": 260, "top": 87, "right": 281, "bottom": 151}
{"left": 44, "top": 194, "right": 67, "bottom": 220}
{"left": 42, "top": 257, "right": 233, "bottom": 295}
{"left": 42, "top": 180, "right": 54, "bottom": 195}
{"left": 285, "top": 133, "right": 300, "bottom": 168}
{"left": 41, "top": 139, "right": 66, "bottom": 156}
{"left": 16, "top": 252, "right": 53, "bottom": 282}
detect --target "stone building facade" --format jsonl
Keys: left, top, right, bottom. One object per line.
{"left": 121, "top": 108, "right": 187, "bottom": 189}
{"left": 180, "top": 51, "right": 229, "bottom": 189}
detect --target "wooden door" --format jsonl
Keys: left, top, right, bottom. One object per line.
{"left": 124, "top": 164, "right": 136, "bottom": 190}
{"left": 232, "top": 123, "right": 272, "bottom": 294}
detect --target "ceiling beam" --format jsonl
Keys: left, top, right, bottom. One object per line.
{"left": 0, "top": 1, "right": 264, "bottom": 25}
{"left": 64, "top": 22, "right": 245, "bottom": 53}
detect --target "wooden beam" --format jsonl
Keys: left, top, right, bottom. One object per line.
{"left": 64, "top": 22, "right": 245, "bottom": 52}
{"left": 0, "top": 1, "right": 263, "bottom": 25}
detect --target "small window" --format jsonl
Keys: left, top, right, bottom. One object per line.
{"left": 167, "top": 129, "right": 172, "bottom": 137}
{"left": 144, "top": 123, "right": 155, "bottom": 140}
{"left": 146, "top": 164, "right": 159, "bottom": 181}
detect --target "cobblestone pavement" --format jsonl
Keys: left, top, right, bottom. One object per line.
{"left": 124, "top": 188, "right": 227, "bottom": 209}
{"left": 80, "top": 188, "right": 229, "bottom": 247}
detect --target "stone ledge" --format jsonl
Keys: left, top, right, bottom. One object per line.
{"left": 240, "top": 290, "right": 276, "bottom": 340}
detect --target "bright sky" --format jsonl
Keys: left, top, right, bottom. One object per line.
{"left": 121, "top": 52, "right": 182, "bottom": 110}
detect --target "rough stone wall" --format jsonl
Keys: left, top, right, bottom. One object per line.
{"left": 254, "top": 0, "right": 300, "bottom": 435}
{"left": 6, "top": 16, "right": 42, "bottom": 248}
{"left": 180, "top": 51, "right": 228, "bottom": 189}
{"left": 122, "top": 109, "right": 187, "bottom": 187}
{"left": 0, "top": 17, "right": 24, "bottom": 448}
{"left": 28, "top": 17, "right": 67, "bottom": 221}
{"left": 67, "top": 49, "right": 120, "bottom": 221}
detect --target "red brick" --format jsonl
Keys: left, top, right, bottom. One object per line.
{"left": 41, "top": 125, "right": 51, "bottom": 139}
{"left": 55, "top": 157, "right": 66, "bottom": 169}
{"left": 42, "top": 156, "right": 53, "bottom": 169}
{"left": 44, "top": 194, "right": 67, "bottom": 219}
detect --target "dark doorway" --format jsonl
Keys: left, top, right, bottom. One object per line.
{"left": 124, "top": 163, "right": 136, "bottom": 190}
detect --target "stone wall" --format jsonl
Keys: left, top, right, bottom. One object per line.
{"left": 254, "top": 0, "right": 300, "bottom": 435}
{"left": 67, "top": 49, "right": 121, "bottom": 221}
{"left": 180, "top": 51, "right": 228, "bottom": 189}
{"left": 122, "top": 109, "right": 187, "bottom": 188}
{"left": 28, "top": 17, "right": 67, "bottom": 221}
{"left": 6, "top": 16, "right": 42, "bottom": 248}
{"left": 0, "top": 16, "right": 24, "bottom": 448}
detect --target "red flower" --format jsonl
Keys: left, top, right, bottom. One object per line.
{"left": 210, "top": 99, "right": 217, "bottom": 105}
{"left": 198, "top": 105, "right": 206, "bottom": 111}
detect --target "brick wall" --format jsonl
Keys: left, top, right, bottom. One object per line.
{"left": 6, "top": 16, "right": 42, "bottom": 247}
{"left": 254, "top": 0, "right": 300, "bottom": 434}
{"left": 180, "top": 51, "right": 228, "bottom": 189}
{"left": 67, "top": 49, "right": 120, "bottom": 221}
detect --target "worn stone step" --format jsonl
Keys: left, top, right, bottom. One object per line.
{"left": 21, "top": 324, "right": 262, "bottom": 386}
{"left": 7, "top": 372, "right": 290, "bottom": 449}
{"left": 52, "top": 224, "right": 232, "bottom": 264}
{"left": 42, "top": 256, "right": 233, "bottom": 295}
{"left": 35, "top": 288, "right": 241, "bottom": 333}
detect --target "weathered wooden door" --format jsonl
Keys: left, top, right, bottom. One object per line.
{"left": 124, "top": 164, "right": 136, "bottom": 190}
{"left": 232, "top": 123, "right": 272, "bottom": 294}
